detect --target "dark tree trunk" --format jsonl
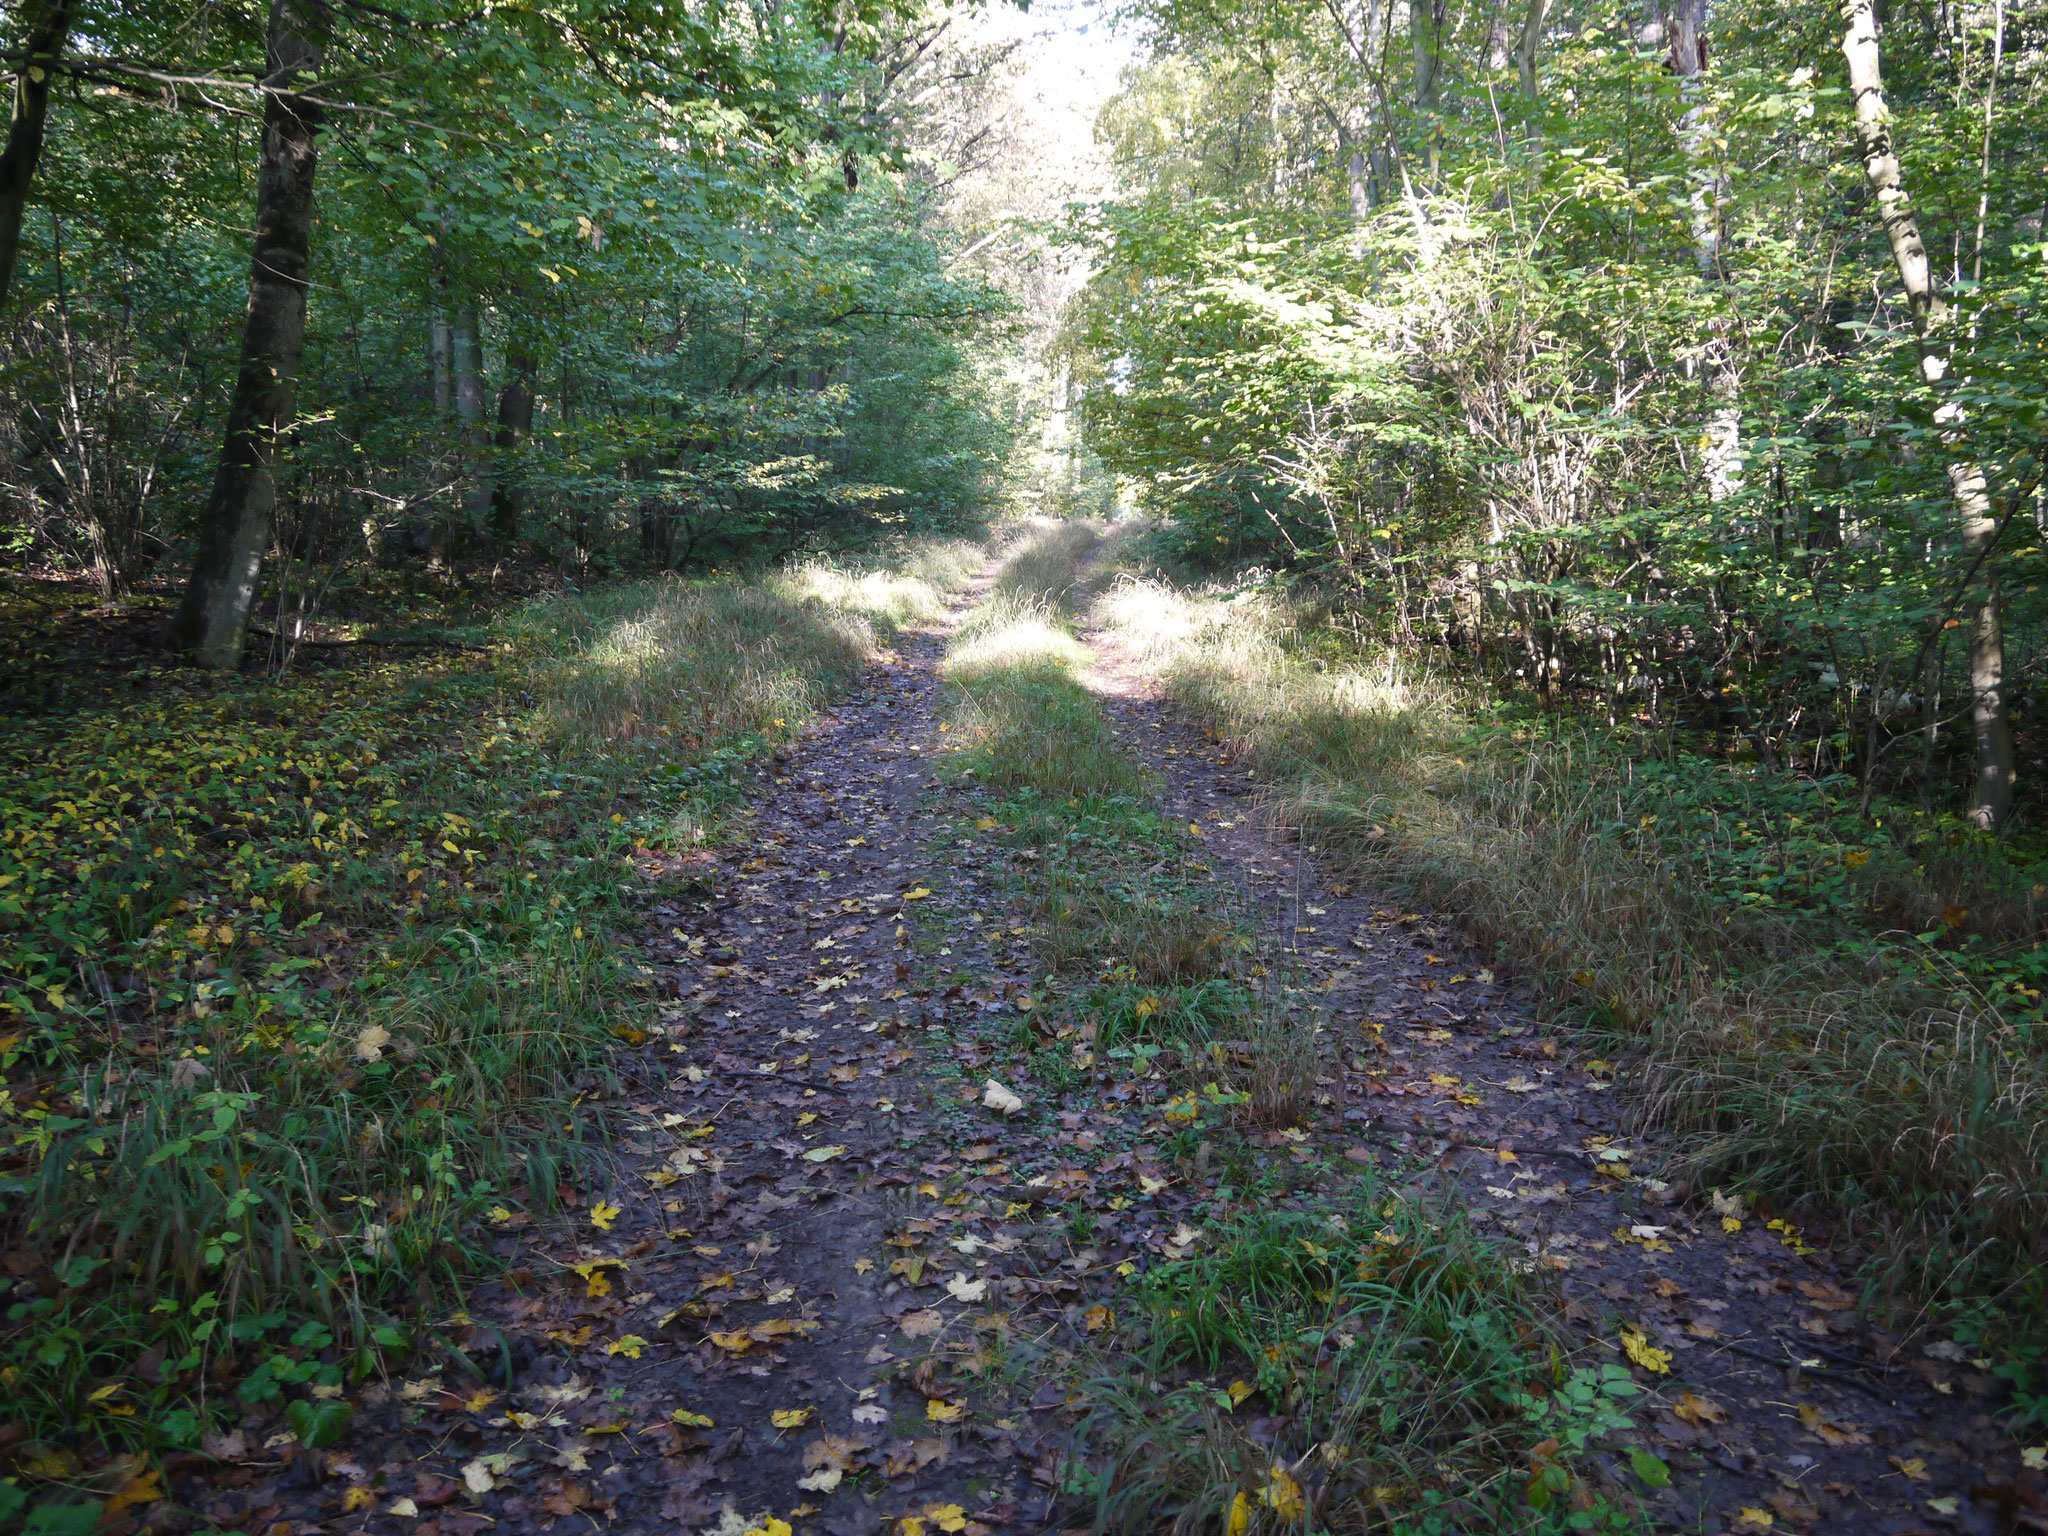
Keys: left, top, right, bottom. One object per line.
{"left": 167, "top": 0, "right": 329, "bottom": 668}
{"left": 490, "top": 344, "right": 535, "bottom": 544}
{"left": 0, "top": 0, "right": 72, "bottom": 307}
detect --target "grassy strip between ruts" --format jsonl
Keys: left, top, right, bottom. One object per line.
{"left": 1088, "top": 531, "right": 2048, "bottom": 1414}
{"left": 0, "top": 542, "right": 978, "bottom": 1466}
{"left": 928, "top": 523, "right": 1658, "bottom": 1535}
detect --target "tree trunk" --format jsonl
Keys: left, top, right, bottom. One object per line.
{"left": 1411, "top": 0, "right": 1445, "bottom": 109}
{"left": 1664, "top": 0, "right": 1742, "bottom": 507}
{"left": 490, "top": 344, "right": 535, "bottom": 544}
{"left": 166, "top": 0, "right": 328, "bottom": 668}
{"left": 452, "top": 302, "right": 492, "bottom": 533}
{"left": 1516, "top": 0, "right": 1549, "bottom": 99}
{"left": 0, "top": 0, "right": 72, "bottom": 308}
{"left": 1840, "top": 0, "right": 2014, "bottom": 829}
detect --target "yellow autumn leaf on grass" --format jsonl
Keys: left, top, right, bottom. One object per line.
{"left": 606, "top": 1335, "right": 647, "bottom": 1359}
{"left": 923, "top": 1504, "right": 967, "bottom": 1533}
{"left": 1226, "top": 1491, "right": 1253, "bottom": 1536}
{"left": 671, "top": 1409, "right": 714, "bottom": 1427}
{"left": 925, "top": 1398, "right": 965, "bottom": 1422}
{"left": 1260, "top": 1465, "right": 1305, "bottom": 1520}
{"left": 899, "top": 1520, "right": 926, "bottom": 1536}
{"left": 770, "top": 1407, "right": 814, "bottom": 1428}
{"left": 1619, "top": 1327, "right": 1671, "bottom": 1374}
{"left": 974, "top": 818, "right": 998, "bottom": 831}
{"left": 903, "top": 886, "right": 932, "bottom": 900}
{"left": 1227, "top": 1380, "right": 1255, "bottom": 1406}
{"left": 589, "top": 1201, "right": 622, "bottom": 1231}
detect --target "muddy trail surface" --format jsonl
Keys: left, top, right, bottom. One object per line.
{"left": 190, "top": 573, "right": 2024, "bottom": 1536}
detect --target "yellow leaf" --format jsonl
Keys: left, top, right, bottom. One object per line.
{"left": 1083, "top": 1305, "right": 1112, "bottom": 1333}
{"left": 1227, "top": 1491, "right": 1253, "bottom": 1536}
{"left": 1619, "top": 1327, "right": 1671, "bottom": 1374}
{"left": 1260, "top": 1465, "right": 1304, "bottom": 1520}
{"left": 903, "top": 886, "right": 932, "bottom": 900}
{"left": 1731, "top": 1511, "right": 1773, "bottom": 1533}
{"left": 671, "top": 1410, "right": 714, "bottom": 1428}
{"left": 105, "top": 1469, "right": 162, "bottom": 1518}
{"left": 1227, "top": 1380, "right": 1254, "bottom": 1406}
{"left": 742, "top": 1521, "right": 794, "bottom": 1536}
{"left": 974, "top": 818, "right": 998, "bottom": 831}
{"left": 707, "top": 1331, "right": 754, "bottom": 1353}
{"left": 924, "top": 1504, "right": 967, "bottom": 1533}
{"left": 341, "top": 1487, "right": 376, "bottom": 1514}
{"left": 899, "top": 1521, "right": 926, "bottom": 1536}
{"left": 803, "top": 1145, "right": 848, "bottom": 1162}
{"left": 605, "top": 1335, "right": 647, "bottom": 1359}
{"left": 589, "top": 1201, "right": 622, "bottom": 1231}
{"left": 771, "top": 1407, "right": 814, "bottom": 1428}
{"left": 925, "top": 1398, "right": 965, "bottom": 1422}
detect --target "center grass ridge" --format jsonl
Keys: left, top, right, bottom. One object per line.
{"left": 0, "top": 540, "right": 979, "bottom": 1452}
{"left": 932, "top": 522, "right": 1638, "bottom": 1533}
{"left": 1088, "top": 528, "right": 2048, "bottom": 1388}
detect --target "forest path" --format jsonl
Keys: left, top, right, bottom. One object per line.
{"left": 1065, "top": 570, "right": 2012, "bottom": 1535}
{"left": 238, "top": 561, "right": 2004, "bottom": 1536}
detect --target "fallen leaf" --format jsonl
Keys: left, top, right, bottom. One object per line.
{"left": 355, "top": 1024, "right": 392, "bottom": 1062}
{"left": 1887, "top": 1455, "right": 1928, "bottom": 1481}
{"left": 1227, "top": 1380, "right": 1255, "bottom": 1407}
{"left": 106, "top": 1469, "right": 162, "bottom": 1517}
{"left": 945, "top": 1274, "right": 989, "bottom": 1302}
{"left": 606, "top": 1334, "right": 647, "bottom": 1359}
{"left": 388, "top": 1498, "right": 421, "bottom": 1517}
{"left": 1673, "top": 1392, "right": 1726, "bottom": 1426}
{"left": 803, "top": 1145, "right": 849, "bottom": 1163}
{"left": 1619, "top": 1327, "right": 1671, "bottom": 1374}
{"left": 771, "top": 1407, "right": 814, "bottom": 1429}
{"left": 672, "top": 1410, "right": 714, "bottom": 1428}
{"left": 925, "top": 1399, "right": 965, "bottom": 1423}
{"left": 982, "top": 1079, "right": 1025, "bottom": 1116}
{"left": 590, "top": 1201, "right": 622, "bottom": 1231}
{"left": 796, "top": 1467, "right": 843, "bottom": 1492}
{"left": 1731, "top": 1510, "right": 1773, "bottom": 1533}
{"left": 1261, "top": 1465, "right": 1305, "bottom": 1520}
{"left": 1797, "top": 1404, "right": 1870, "bottom": 1447}
{"left": 1082, "top": 1305, "right": 1112, "bottom": 1333}
{"left": 924, "top": 1504, "right": 967, "bottom": 1533}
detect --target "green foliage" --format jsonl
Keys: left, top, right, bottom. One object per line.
{"left": 1067, "top": 0, "right": 2048, "bottom": 821}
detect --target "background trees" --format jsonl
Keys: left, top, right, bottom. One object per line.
{"left": 0, "top": 0, "right": 1028, "bottom": 659}
{"left": 1066, "top": 0, "right": 2047, "bottom": 826}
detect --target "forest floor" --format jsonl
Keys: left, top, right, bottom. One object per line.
{"left": 150, "top": 552, "right": 2032, "bottom": 1536}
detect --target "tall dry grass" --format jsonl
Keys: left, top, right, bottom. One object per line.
{"left": 1094, "top": 570, "right": 2048, "bottom": 1340}
{"left": 516, "top": 538, "right": 979, "bottom": 750}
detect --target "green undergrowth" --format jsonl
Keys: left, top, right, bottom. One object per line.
{"left": 1073, "top": 1186, "right": 1657, "bottom": 1536}
{"left": 1092, "top": 553, "right": 2048, "bottom": 1407}
{"left": 0, "top": 545, "right": 966, "bottom": 1459}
